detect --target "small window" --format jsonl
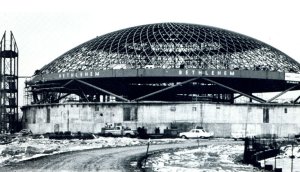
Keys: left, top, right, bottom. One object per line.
{"left": 284, "top": 108, "right": 287, "bottom": 113}
{"left": 192, "top": 107, "right": 197, "bottom": 111}
{"left": 95, "top": 106, "right": 99, "bottom": 111}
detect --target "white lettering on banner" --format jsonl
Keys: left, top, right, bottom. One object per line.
{"left": 178, "top": 70, "right": 235, "bottom": 77}
{"left": 285, "top": 73, "right": 300, "bottom": 82}
{"left": 57, "top": 69, "right": 236, "bottom": 79}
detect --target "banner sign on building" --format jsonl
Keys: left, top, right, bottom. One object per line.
{"left": 285, "top": 73, "right": 300, "bottom": 82}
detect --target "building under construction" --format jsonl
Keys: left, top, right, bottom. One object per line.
{"left": 22, "top": 23, "right": 300, "bottom": 137}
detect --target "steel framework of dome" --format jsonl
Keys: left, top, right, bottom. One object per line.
{"left": 39, "top": 23, "right": 300, "bottom": 74}
{"left": 26, "top": 23, "right": 300, "bottom": 104}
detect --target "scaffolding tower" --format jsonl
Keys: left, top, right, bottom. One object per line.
{"left": 0, "top": 31, "right": 18, "bottom": 133}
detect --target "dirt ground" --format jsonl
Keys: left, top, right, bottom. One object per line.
{"left": 0, "top": 139, "right": 242, "bottom": 172}
{"left": 0, "top": 140, "right": 199, "bottom": 171}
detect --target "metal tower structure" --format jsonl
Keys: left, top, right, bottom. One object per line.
{"left": 0, "top": 31, "right": 18, "bottom": 133}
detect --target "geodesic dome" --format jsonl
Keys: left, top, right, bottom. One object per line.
{"left": 38, "top": 23, "right": 300, "bottom": 75}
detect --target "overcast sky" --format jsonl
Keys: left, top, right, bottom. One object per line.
{"left": 1, "top": 0, "right": 300, "bottom": 105}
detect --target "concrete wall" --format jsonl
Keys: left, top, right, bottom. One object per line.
{"left": 22, "top": 102, "right": 300, "bottom": 137}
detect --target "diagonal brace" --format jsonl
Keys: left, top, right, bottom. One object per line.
{"left": 202, "top": 78, "right": 266, "bottom": 103}
{"left": 133, "top": 77, "right": 200, "bottom": 101}
{"left": 233, "top": 94, "right": 243, "bottom": 100}
{"left": 76, "top": 79, "right": 129, "bottom": 102}
{"left": 62, "top": 79, "right": 75, "bottom": 87}
{"left": 294, "top": 95, "right": 300, "bottom": 103}
{"left": 267, "top": 84, "right": 300, "bottom": 103}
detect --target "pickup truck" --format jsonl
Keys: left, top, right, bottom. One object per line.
{"left": 231, "top": 130, "right": 255, "bottom": 140}
{"left": 103, "top": 126, "right": 137, "bottom": 137}
{"left": 179, "top": 129, "right": 214, "bottom": 139}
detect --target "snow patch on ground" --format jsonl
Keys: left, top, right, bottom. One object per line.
{"left": 0, "top": 137, "right": 183, "bottom": 167}
{"left": 260, "top": 144, "right": 300, "bottom": 172}
{"left": 145, "top": 143, "right": 259, "bottom": 172}
{"left": 279, "top": 144, "right": 300, "bottom": 158}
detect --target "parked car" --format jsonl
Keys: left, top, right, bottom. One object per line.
{"left": 14, "top": 129, "right": 33, "bottom": 137}
{"left": 179, "top": 129, "right": 214, "bottom": 139}
{"left": 231, "top": 130, "right": 255, "bottom": 141}
{"left": 102, "top": 126, "right": 137, "bottom": 137}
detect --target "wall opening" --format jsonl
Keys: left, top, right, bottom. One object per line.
{"left": 123, "top": 107, "right": 138, "bottom": 121}
{"left": 33, "top": 110, "right": 36, "bottom": 124}
{"left": 263, "top": 108, "right": 269, "bottom": 123}
{"left": 54, "top": 124, "right": 59, "bottom": 132}
{"left": 46, "top": 108, "right": 50, "bottom": 123}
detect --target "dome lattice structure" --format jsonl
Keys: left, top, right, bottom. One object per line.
{"left": 27, "top": 23, "right": 300, "bottom": 104}
{"left": 39, "top": 23, "right": 300, "bottom": 75}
